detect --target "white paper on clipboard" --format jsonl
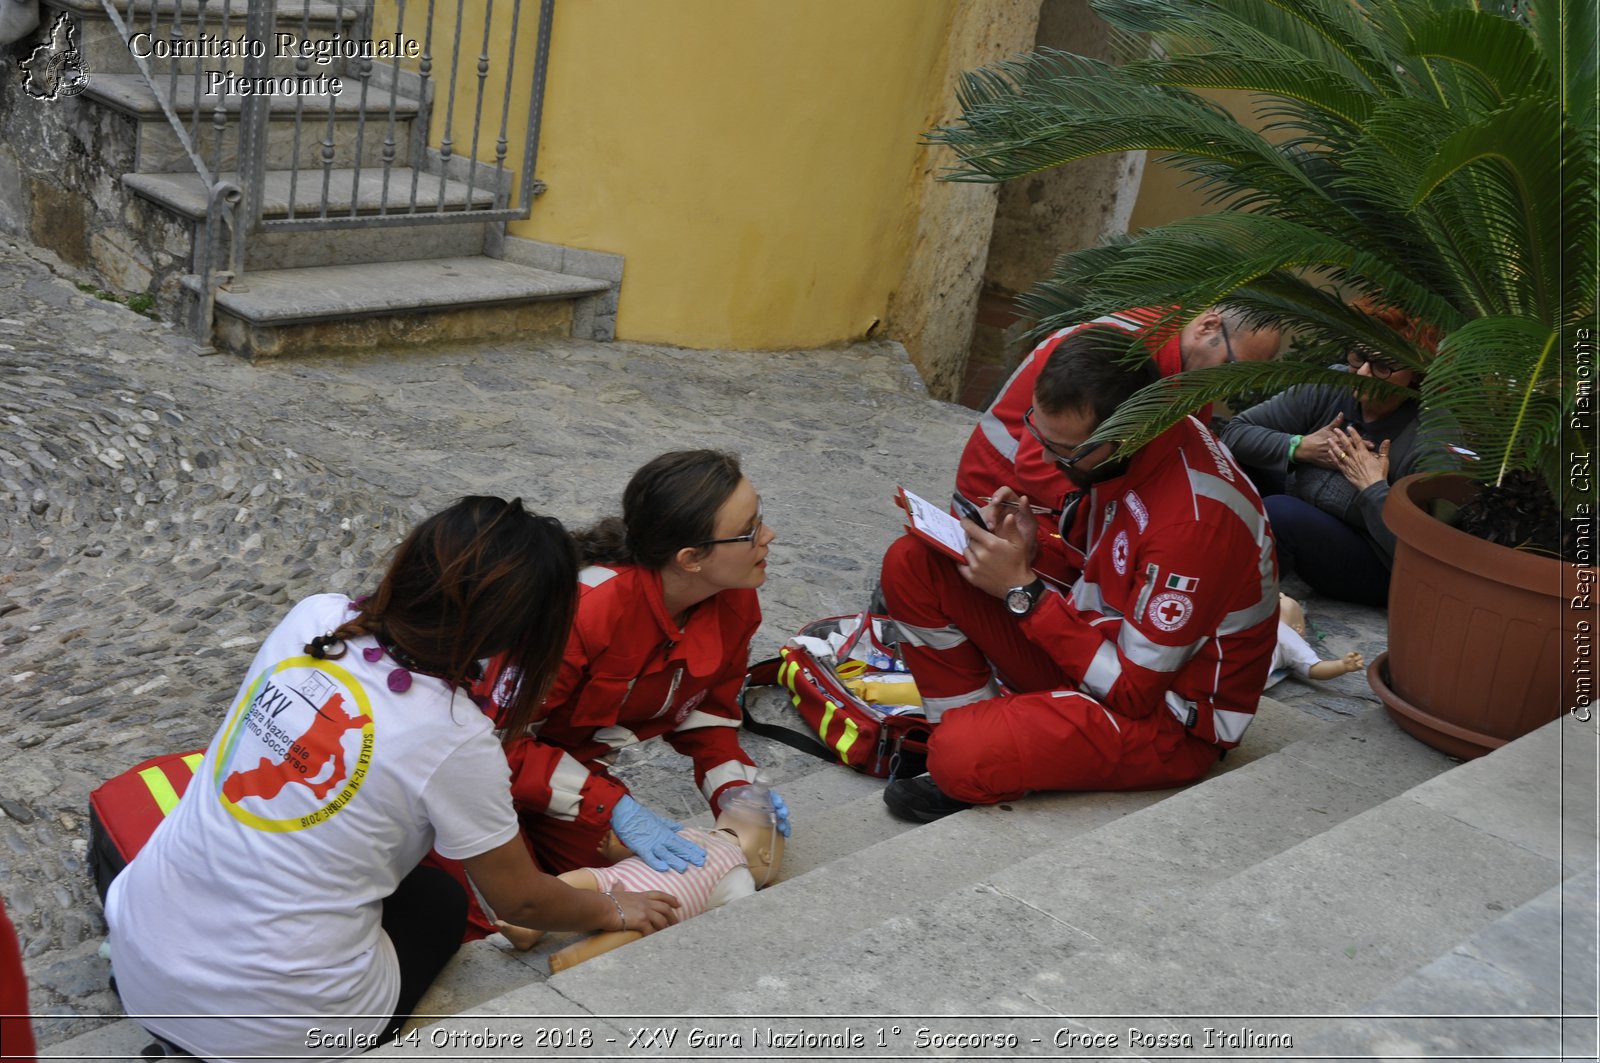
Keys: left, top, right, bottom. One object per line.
{"left": 898, "top": 486, "right": 969, "bottom": 561}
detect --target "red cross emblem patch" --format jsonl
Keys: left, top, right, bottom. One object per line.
{"left": 1148, "top": 591, "right": 1194, "bottom": 632}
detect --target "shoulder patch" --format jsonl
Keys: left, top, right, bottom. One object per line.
{"left": 1111, "top": 531, "right": 1130, "bottom": 575}
{"left": 1148, "top": 591, "right": 1195, "bottom": 632}
{"left": 1123, "top": 491, "right": 1149, "bottom": 532}
{"left": 1199, "top": 430, "right": 1237, "bottom": 482}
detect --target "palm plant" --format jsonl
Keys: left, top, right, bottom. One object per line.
{"left": 930, "top": 0, "right": 1595, "bottom": 552}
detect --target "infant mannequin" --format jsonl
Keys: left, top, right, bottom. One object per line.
{"left": 1271, "top": 593, "right": 1365, "bottom": 686}
{"left": 496, "top": 784, "right": 785, "bottom": 972}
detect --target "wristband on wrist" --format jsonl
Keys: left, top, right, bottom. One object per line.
{"left": 603, "top": 889, "right": 626, "bottom": 932}
{"left": 1287, "top": 434, "right": 1304, "bottom": 463}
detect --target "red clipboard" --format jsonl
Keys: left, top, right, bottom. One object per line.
{"left": 895, "top": 486, "right": 969, "bottom": 563}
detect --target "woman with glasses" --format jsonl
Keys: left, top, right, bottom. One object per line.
{"left": 475, "top": 450, "right": 790, "bottom": 883}
{"left": 1219, "top": 303, "right": 1449, "bottom": 606}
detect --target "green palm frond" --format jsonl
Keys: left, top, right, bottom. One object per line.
{"left": 1085, "top": 360, "right": 1416, "bottom": 454}
{"left": 1092, "top": 0, "right": 1399, "bottom": 91}
{"left": 1407, "top": 9, "right": 1555, "bottom": 108}
{"left": 1013, "top": 212, "right": 1465, "bottom": 342}
{"left": 1413, "top": 316, "right": 1563, "bottom": 486}
{"left": 936, "top": 0, "right": 1590, "bottom": 515}
{"left": 1413, "top": 98, "right": 1564, "bottom": 320}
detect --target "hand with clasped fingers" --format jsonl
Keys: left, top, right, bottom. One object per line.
{"left": 1329, "top": 425, "right": 1390, "bottom": 491}
{"left": 958, "top": 486, "right": 1041, "bottom": 598}
{"left": 1293, "top": 413, "right": 1375, "bottom": 469}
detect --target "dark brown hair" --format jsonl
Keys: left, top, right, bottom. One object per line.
{"left": 574, "top": 450, "right": 744, "bottom": 568}
{"left": 1033, "top": 327, "right": 1161, "bottom": 420}
{"left": 327, "top": 496, "right": 578, "bottom": 742}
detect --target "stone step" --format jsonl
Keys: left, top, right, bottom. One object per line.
{"left": 83, "top": 73, "right": 422, "bottom": 174}
{"left": 125, "top": 166, "right": 497, "bottom": 220}
{"left": 383, "top": 695, "right": 1327, "bottom": 1038}
{"left": 521, "top": 706, "right": 1448, "bottom": 1018}
{"left": 198, "top": 256, "right": 609, "bottom": 358}
{"left": 372, "top": 699, "right": 1338, "bottom": 1052}
{"left": 513, "top": 712, "right": 1579, "bottom": 1057}
{"left": 1295, "top": 871, "right": 1598, "bottom": 1060}
{"left": 126, "top": 165, "right": 504, "bottom": 271}
{"left": 240, "top": 220, "right": 490, "bottom": 271}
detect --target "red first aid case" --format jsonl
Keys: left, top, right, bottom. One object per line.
{"left": 87, "top": 750, "right": 206, "bottom": 902}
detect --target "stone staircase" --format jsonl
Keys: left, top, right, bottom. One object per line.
{"left": 29, "top": 0, "right": 616, "bottom": 358}
{"left": 48, "top": 701, "right": 1598, "bottom": 1060}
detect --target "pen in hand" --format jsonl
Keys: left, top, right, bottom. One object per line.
{"left": 976, "top": 496, "right": 1058, "bottom": 516}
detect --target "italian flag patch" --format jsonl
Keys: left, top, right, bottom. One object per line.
{"left": 1164, "top": 573, "right": 1199, "bottom": 592}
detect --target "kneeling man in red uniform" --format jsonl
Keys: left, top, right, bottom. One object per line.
{"left": 881, "top": 329, "right": 1280, "bottom": 820}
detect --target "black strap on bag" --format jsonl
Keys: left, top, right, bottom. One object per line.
{"left": 738, "top": 657, "right": 837, "bottom": 762}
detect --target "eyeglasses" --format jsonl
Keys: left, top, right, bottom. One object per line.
{"left": 1346, "top": 349, "right": 1397, "bottom": 378}
{"left": 1023, "top": 407, "right": 1107, "bottom": 468}
{"left": 700, "top": 509, "right": 765, "bottom": 547}
{"left": 1219, "top": 319, "right": 1237, "bottom": 365}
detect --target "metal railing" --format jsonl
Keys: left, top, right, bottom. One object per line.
{"left": 97, "top": 0, "right": 556, "bottom": 339}
{"left": 234, "top": 0, "right": 554, "bottom": 242}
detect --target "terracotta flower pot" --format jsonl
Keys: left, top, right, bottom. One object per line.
{"left": 1376, "top": 473, "right": 1589, "bottom": 759}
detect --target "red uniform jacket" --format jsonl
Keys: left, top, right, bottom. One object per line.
{"left": 476, "top": 565, "right": 761, "bottom": 832}
{"left": 955, "top": 308, "right": 1182, "bottom": 512}
{"left": 1022, "top": 417, "right": 1279, "bottom": 748}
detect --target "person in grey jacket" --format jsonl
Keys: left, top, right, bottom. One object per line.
{"left": 1221, "top": 347, "right": 1447, "bottom": 606}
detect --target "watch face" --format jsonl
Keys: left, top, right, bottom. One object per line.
{"left": 1006, "top": 587, "right": 1033, "bottom": 615}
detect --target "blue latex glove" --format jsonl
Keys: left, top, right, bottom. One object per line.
{"left": 610, "top": 794, "right": 706, "bottom": 873}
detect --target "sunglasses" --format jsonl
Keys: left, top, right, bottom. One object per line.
{"left": 700, "top": 508, "right": 765, "bottom": 547}
{"left": 1023, "top": 407, "right": 1108, "bottom": 468}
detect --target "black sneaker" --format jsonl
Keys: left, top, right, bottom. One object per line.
{"left": 883, "top": 774, "right": 971, "bottom": 823}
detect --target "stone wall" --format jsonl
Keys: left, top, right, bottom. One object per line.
{"left": 884, "top": 0, "right": 1042, "bottom": 403}
{"left": 0, "top": 34, "right": 192, "bottom": 315}
{"left": 964, "top": 0, "right": 1145, "bottom": 404}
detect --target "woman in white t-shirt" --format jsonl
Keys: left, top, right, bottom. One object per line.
{"left": 106, "top": 497, "right": 678, "bottom": 1061}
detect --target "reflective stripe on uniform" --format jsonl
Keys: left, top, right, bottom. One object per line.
{"left": 701, "top": 759, "right": 760, "bottom": 801}
{"left": 1118, "top": 624, "right": 1208, "bottom": 674}
{"left": 593, "top": 724, "right": 640, "bottom": 751}
{"left": 1164, "top": 690, "right": 1198, "bottom": 729}
{"left": 1082, "top": 641, "right": 1122, "bottom": 699}
{"left": 895, "top": 621, "right": 970, "bottom": 651}
{"left": 1218, "top": 593, "right": 1280, "bottom": 636}
{"left": 545, "top": 752, "right": 593, "bottom": 822}
{"left": 1213, "top": 708, "right": 1254, "bottom": 744}
{"left": 1070, "top": 579, "right": 1123, "bottom": 619}
{"left": 921, "top": 679, "right": 1001, "bottom": 722}
{"left": 674, "top": 710, "right": 739, "bottom": 732}
{"left": 1187, "top": 468, "right": 1278, "bottom": 636}
{"left": 578, "top": 566, "right": 618, "bottom": 588}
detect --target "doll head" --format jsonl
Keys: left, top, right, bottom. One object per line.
{"left": 1278, "top": 593, "right": 1307, "bottom": 636}
{"left": 716, "top": 784, "right": 785, "bottom": 888}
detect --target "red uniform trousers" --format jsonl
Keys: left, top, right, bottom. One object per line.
{"left": 881, "top": 536, "right": 1220, "bottom": 804}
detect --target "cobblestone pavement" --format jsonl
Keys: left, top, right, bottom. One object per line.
{"left": 0, "top": 236, "right": 1387, "bottom": 1041}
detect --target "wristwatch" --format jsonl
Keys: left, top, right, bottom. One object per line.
{"left": 1005, "top": 578, "right": 1046, "bottom": 617}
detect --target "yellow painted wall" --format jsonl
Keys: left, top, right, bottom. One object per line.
{"left": 386, "top": 0, "right": 957, "bottom": 348}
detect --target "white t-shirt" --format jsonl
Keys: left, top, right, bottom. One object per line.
{"left": 106, "top": 594, "right": 519, "bottom": 1062}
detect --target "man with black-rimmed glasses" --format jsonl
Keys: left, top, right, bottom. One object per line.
{"left": 880, "top": 329, "right": 1279, "bottom": 822}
